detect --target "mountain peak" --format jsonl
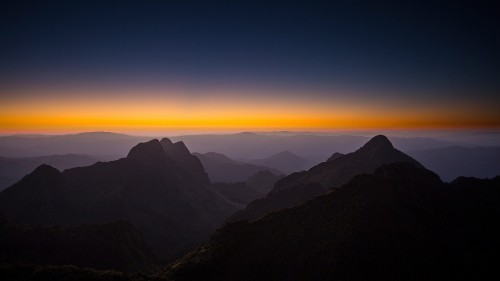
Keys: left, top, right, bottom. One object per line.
{"left": 160, "top": 138, "right": 173, "bottom": 147}
{"left": 327, "top": 152, "right": 345, "bottom": 162}
{"left": 127, "top": 139, "right": 165, "bottom": 163}
{"left": 162, "top": 139, "right": 191, "bottom": 158}
{"left": 361, "top": 135, "right": 394, "bottom": 151}
{"left": 32, "top": 164, "right": 61, "bottom": 174}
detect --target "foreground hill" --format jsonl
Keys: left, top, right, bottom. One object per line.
{"left": 0, "top": 264, "right": 167, "bottom": 281}
{"left": 0, "top": 139, "right": 237, "bottom": 263}
{"left": 230, "top": 135, "right": 422, "bottom": 222}
{"left": 0, "top": 216, "right": 157, "bottom": 272}
{"left": 166, "top": 163, "right": 500, "bottom": 281}
{"left": 193, "top": 152, "right": 282, "bottom": 182}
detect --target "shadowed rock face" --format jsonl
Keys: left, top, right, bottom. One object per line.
{"left": 161, "top": 138, "right": 210, "bottom": 184}
{"left": 229, "top": 135, "right": 424, "bottom": 222}
{"left": 0, "top": 138, "right": 237, "bottom": 263}
{"left": 166, "top": 163, "right": 500, "bottom": 281}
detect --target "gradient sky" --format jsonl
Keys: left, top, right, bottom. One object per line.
{"left": 1, "top": 0, "right": 499, "bottom": 134}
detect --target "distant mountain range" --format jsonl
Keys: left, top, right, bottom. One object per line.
{"left": 0, "top": 131, "right": 457, "bottom": 160}
{"left": 167, "top": 162, "right": 500, "bottom": 281}
{"left": 212, "top": 171, "right": 284, "bottom": 206}
{"left": 0, "top": 138, "right": 237, "bottom": 264}
{"left": 0, "top": 154, "right": 116, "bottom": 191}
{"left": 229, "top": 135, "right": 422, "bottom": 222}
{"left": 409, "top": 146, "right": 500, "bottom": 181}
{"left": 0, "top": 132, "right": 150, "bottom": 157}
{"left": 247, "top": 150, "right": 311, "bottom": 174}
{"left": 193, "top": 152, "right": 282, "bottom": 182}
{"left": 3, "top": 131, "right": 498, "bottom": 181}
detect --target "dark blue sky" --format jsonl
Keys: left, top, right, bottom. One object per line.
{"left": 1, "top": 0, "right": 499, "bottom": 100}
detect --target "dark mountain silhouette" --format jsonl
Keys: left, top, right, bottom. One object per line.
{"left": 249, "top": 151, "right": 311, "bottom": 174}
{"left": 409, "top": 146, "right": 500, "bottom": 181}
{"left": 0, "top": 139, "right": 237, "bottom": 263}
{"left": 0, "top": 154, "right": 113, "bottom": 191}
{"left": 0, "top": 215, "right": 157, "bottom": 272}
{"left": 193, "top": 152, "right": 282, "bottom": 183}
{"left": 229, "top": 135, "right": 423, "bottom": 222}
{"left": 166, "top": 163, "right": 500, "bottom": 281}
{"left": 245, "top": 170, "right": 284, "bottom": 194}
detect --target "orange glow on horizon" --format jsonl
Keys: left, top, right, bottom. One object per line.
{"left": 1, "top": 87, "right": 499, "bottom": 135}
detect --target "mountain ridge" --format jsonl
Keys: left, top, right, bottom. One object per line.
{"left": 166, "top": 162, "right": 500, "bottom": 281}
{"left": 229, "top": 135, "right": 423, "bottom": 222}
{"left": 0, "top": 138, "right": 238, "bottom": 263}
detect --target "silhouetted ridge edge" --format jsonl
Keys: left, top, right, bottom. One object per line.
{"left": 360, "top": 135, "right": 394, "bottom": 151}
{"left": 126, "top": 139, "right": 165, "bottom": 163}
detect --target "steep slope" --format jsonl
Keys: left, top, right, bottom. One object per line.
{"left": 0, "top": 139, "right": 238, "bottom": 263}
{"left": 166, "top": 163, "right": 500, "bottom": 281}
{"left": 0, "top": 217, "right": 157, "bottom": 272}
{"left": 249, "top": 151, "right": 311, "bottom": 174}
{"left": 229, "top": 135, "right": 423, "bottom": 222}
{"left": 193, "top": 152, "right": 282, "bottom": 182}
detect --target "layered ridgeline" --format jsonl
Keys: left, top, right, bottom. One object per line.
{"left": 248, "top": 150, "right": 311, "bottom": 174}
{"left": 212, "top": 171, "right": 285, "bottom": 206}
{"left": 167, "top": 163, "right": 500, "bottom": 281}
{"left": 230, "top": 135, "right": 422, "bottom": 222}
{"left": 193, "top": 152, "right": 282, "bottom": 183}
{"left": 0, "top": 138, "right": 238, "bottom": 264}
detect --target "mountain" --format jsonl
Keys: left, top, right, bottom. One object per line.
{"left": 170, "top": 132, "right": 460, "bottom": 161}
{"left": 245, "top": 170, "right": 284, "bottom": 194}
{"left": 193, "top": 152, "right": 282, "bottom": 183}
{"left": 229, "top": 135, "right": 423, "bottom": 222}
{"left": 0, "top": 132, "right": 464, "bottom": 161}
{"left": 0, "top": 154, "right": 115, "bottom": 191}
{"left": 0, "top": 138, "right": 237, "bottom": 263}
{"left": 249, "top": 151, "right": 311, "bottom": 174}
{"left": 166, "top": 163, "right": 500, "bottom": 281}
{"left": 408, "top": 146, "right": 500, "bottom": 181}
{"left": 0, "top": 216, "right": 157, "bottom": 272}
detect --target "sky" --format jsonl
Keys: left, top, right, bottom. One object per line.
{"left": 1, "top": 0, "right": 499, "bottom": 134}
